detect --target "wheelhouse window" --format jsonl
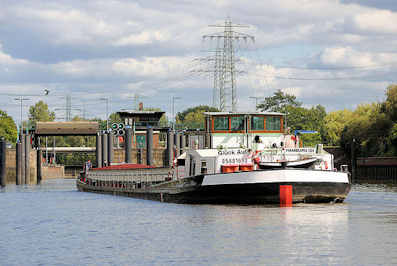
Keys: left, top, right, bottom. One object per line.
{"left": 266, "top": 116, "right": 281, "bottom": 131}
{"left": 230, "top": 116, "right": 244, "bottom": 131}
{"left": 214, "top": 116, "right": 229, "bottom": 131}
{"left": 251, "top": 116, "right": 264, "bottom": 131}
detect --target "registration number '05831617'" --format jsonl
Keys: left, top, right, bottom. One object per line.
{"left": 221, "top": 157, "right": 250, "bottom": 165}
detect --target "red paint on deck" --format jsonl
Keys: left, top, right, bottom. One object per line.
{"left": 239, "top": 164, "right": 254, "bottom": 172}
{"left": 92, "top": 164, "right": 155, "bottom": 171}
{"left": 280, "top": 185, "right": 293, "bottom": 207}
{"left": 221, "top": 164, "right": 239, "bottom": 173}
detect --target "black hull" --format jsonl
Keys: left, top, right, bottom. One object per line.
{"left": 76, "top": 179, "right": 351, "bottom": 204}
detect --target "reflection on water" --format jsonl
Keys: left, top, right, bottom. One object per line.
{"left": 0, "top": 180, "right": 397, "bottom": 265}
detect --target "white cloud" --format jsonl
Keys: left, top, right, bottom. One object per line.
{"left": 281, "top": 87, "right": 304, "bottom": 98}
{"left": 319, "top": 47, "right": 374, "bottom": 66}
{"left": 352, "top": 10, "right": 397, "bottom": 34}
{"left": 112, "top": 56, "right": 190, "bottom": 79}
{"left": 13, "top": 6, "right": 120, "bottom": 45}
{"left": 0, "top": 0, "right": 397, "bottom": 120}
{"left": 113, "top": 31, "right": 171, "bottom": 46}
{"left": 0, "top": 43, "right": 29, "bottom": 65}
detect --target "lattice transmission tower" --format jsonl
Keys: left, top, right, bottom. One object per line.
{"left": 202, "top": 18, "right": 255, "bottom": 112}
{"left": 66, "top": 94, "right": 71, "bottom": 121}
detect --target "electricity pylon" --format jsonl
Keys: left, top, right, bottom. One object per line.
{"left": 202, "top": 18, "right": 254, "bottom": 112}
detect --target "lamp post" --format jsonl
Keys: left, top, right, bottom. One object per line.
{"left": 14, "top": 97, "right": 30, "bottom": 141}
{"left": 249, "top": 96, "right": 261, "bottom": 111}
{"left": 100, "top": 97, "right": 109, "bottom": 130}
{"left": 172, "top": 96, "right": 181, "bottom": 130}
{"left": 11, "top": 89, "right": 50, "bottom": 141}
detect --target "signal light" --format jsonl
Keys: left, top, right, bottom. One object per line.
{"left": 111, "top": 125, "right": 125, "bottom": 136}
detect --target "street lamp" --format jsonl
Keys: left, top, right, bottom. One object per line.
{"left": 14, "top": 97, "right": 30, "bottom": 140}
{"left": 249, "top": 96, "right": 261, "bottom": 111}
{"left": 100, "top": 97, "right": 109, "bottom": 130}
{"left": 172, "top": 96, "right": 181, "bottom": 130}
{"left": 10, "top": 89, "right": 50, "bottom": 141}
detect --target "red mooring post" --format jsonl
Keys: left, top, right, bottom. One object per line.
{"left": 280, "top": 185, "right": 293, "bottom": 207}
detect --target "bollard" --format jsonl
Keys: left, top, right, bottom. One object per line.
{"left": 205, "top": 133, "right": 211, "bottom": 149}
{"left": 167, "top": 130, "right": 174, "bottom": 167}
{"left": 102, "top": 133, "right": 108, "bottom": 167}
{"left": 16, "top": 142, "right": 22, "bottom": 185}
{"left": 96, "top": 132, "right": 102, "bottom": 168}
{"left": 125, "top": 128, "right": 132, "bottom": 163}
{"left": 181, "top": 133, "right": 186, "bottom": 154}
{"left": 37, "top": 149, "right": 42, "bottom": 184}
{"left": 146, "top": 127, "right": 153, "bottom": 166}
{"left": 138, "top": 148, "right": 143, "bottom": 164}
{"left": 280, "top": 185, "right": 293, "bottom": 207}
{"left": 351, "top": 138, "right": 356, "bottom": 183}
{"left": 0, "top": 138, "right": 6, "bottom": 187}
{"left": 175, "top": 132, "right": 181, "bottom": 158}
{"left": 107, "top": 133, "right": 113, "bottom": 166}
{"left": 21, "top": 134, "right": 26, "bottom": 185}
{"left": 25, "top": 134, "right": 30, "bottom": 185}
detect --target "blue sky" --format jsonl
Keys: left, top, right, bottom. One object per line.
{"left": 0, "top": 0, "right": 396, "bottom": 124}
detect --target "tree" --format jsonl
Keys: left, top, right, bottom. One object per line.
{"left": 91, "top": 113, "right": 122, "bottom": 130}
{"left": 258, "top": 90, "right": 327, "bottom": 144}
{"left": 323, "top": 109, "right": 354, "bottom": 146}
{"left": 29, "top": 101, "right": 55, "bottom": 123}
{"left": 0, "top": 110, "right": 17, "bottom": 143}
{"left": 177, "top": 105, "right": 219, "bottom": 122}
{"left": 286, "top": 105, "right": 327, "bottom": 145}
{"left": 176, "top": 105, "right": 219, "bottom": 129}
{"left": 257, "top": 89, "right": 301, "bottom": 113}
{"left": 142, "top": 107, "right": 168, "bottom": 127}
{"left": 339, "top": 103, "right": 390, "bottom": 156}
{"left": 383, "top": 84, "right": 397, "bottom": 121}
{"left": 183, "top": 111, "right": 206, "bottom": 129}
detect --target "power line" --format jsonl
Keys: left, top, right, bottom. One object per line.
{"left": 270, "top": 75, "right": 392, "bottom": 81}
{"left": 271, "top": 63, "right": 396, "bottom": 70}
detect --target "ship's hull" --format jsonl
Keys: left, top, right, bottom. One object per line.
{"left": 77, "top": 169, "right": 351, "bottom": 204}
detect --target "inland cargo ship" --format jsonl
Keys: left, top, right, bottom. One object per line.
{"left": 77, "top": 112, "right": 351, "bottom": 204}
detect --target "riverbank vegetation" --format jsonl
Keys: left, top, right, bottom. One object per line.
{"left": 1, "top": 85, "right": 396, "bottom": 160}
{"left": 257, "top": 85, "right": 397, "bottom": 157}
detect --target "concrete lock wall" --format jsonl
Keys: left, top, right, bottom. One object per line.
{"left": 113, "top": 148, "right": 167, "bottom": 167}
{"left": 5, "top": 148, "right": 37, "bottom": 185}
{"left": 41, "top": 165, "right": 65, "bottom": 179}
{"left": 5, "top": 148, "right": 16, "bottom": 184}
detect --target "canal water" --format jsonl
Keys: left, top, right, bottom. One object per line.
{"left": 1, "top": 180, "right": 397, "bottom": 266}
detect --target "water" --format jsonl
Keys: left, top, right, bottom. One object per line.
{"left": 1, "top": 180, "right": 397, "bottom": 266}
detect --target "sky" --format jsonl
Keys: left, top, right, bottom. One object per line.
{"left": 1, "top": 0, "right": 397, "bottom": 124}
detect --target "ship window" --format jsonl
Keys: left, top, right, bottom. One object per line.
{"left": 266, "top": 116, "right": 281, "bottom": 131}
{"left": 251, "top": 116, "right": 264, "bottom": 130}
{"left": 214, "top": 116, "right": 229, "bottom": 131}
{"left": 231, "top": 116, "right": 244, "bottom": 131}
{"left": 201, "top": 161, "right": 207, "bottom": 174}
